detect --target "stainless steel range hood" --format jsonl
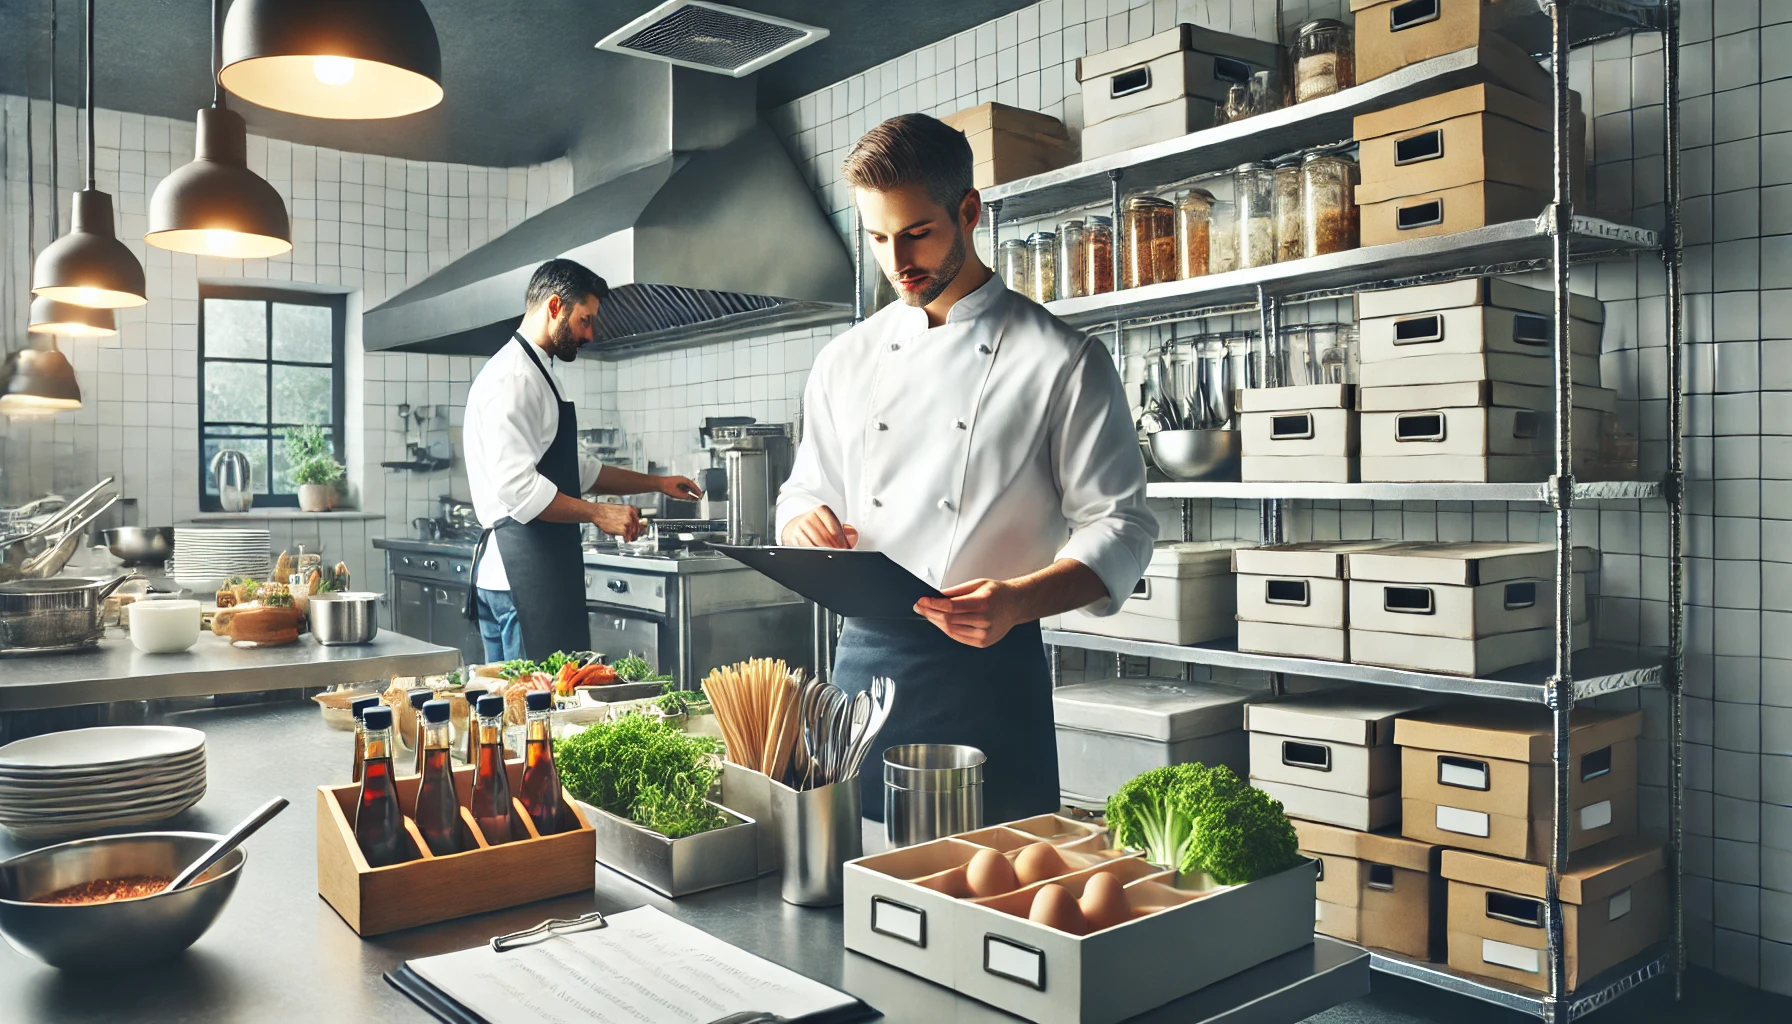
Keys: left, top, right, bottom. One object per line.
{"left": 365, "top": 69, "right": 854, "bottom": 359}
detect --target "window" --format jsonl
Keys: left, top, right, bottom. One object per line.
{"left": 199, "top": 287, "right": 346, "bottom": 510}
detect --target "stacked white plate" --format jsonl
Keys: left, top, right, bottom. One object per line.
{"left": 0, "top": 726, "right": 207, "bottom": 840}
{"left": 172, "top": 527, "right": 271, "bottom": 589}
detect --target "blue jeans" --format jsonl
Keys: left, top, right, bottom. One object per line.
{"left": 475, "top": 588, "right": 523, "bottom": 663}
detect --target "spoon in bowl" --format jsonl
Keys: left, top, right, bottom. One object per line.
{"left": 162, "top": 796, "right": 290, "bottom": 893}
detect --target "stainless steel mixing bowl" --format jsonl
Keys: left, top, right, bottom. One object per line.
{"left": 1147, "top": 428, "right": 1242, "bottom": 481}
{"left": 0, "top": 831, "right": 244, "bottom": 970}
{"left": 308, "top": 591, "right": 379, "bottom": 645}
{"left": 102, "top": 526, "right": 174, "bottom": 566}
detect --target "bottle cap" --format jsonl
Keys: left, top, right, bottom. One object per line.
{"left": 423, "top": 699, "right": 452, "bottom": 724}
{"left": 476, "top": 693, "right": 507, "bottom": 717}
{"left": 525, "top": 690, "right": 552, "bottom": 712}
{"left": 408, "top": 688, "right": 433, "bottom": 709}
{"left": 351, "top": 695, "right": 382, "bottom": 719}
{"left": 362, "top": 706, "right": 393, "bottom": 731}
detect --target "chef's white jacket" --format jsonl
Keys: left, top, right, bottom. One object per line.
{"left": 463, "top": 337, "right": 602, "bottom": 591}
{"left": 776, "top": 273, "right": 1157, "bottom": 615}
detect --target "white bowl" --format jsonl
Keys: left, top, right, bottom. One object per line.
{"left": 128, "top": 601, "right": 202, "bottom": 654}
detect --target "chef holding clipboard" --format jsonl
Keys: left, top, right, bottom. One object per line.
{"left": 775, "top": 114, "right": 1158, "bottom": 823}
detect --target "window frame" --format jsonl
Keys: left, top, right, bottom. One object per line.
{"left": 197, "top": 285, "right": 347, "bottom": 511}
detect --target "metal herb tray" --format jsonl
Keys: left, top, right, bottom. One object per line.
{"left": 575, "top": 798, "right": 757, "bottom": 898}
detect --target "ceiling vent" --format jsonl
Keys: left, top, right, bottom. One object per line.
{"left": 596, "top": 1, "right": 828, "bottom": 77}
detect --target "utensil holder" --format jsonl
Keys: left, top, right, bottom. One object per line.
{"left": 883, "top": 744, "right": 986, "bottom": 849}
{"left": 773, "top": 775, "right": 862, "bottom": 906}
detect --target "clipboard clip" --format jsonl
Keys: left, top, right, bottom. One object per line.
{"left": 490, "top": 911, "right": 607, "bottom": 952}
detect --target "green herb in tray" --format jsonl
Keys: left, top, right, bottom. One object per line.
{"left": 553, "top": 713, "right": 726, "bottom": 838}
{"left": 612, "top": 654, "right": 672, "bottom": 683}
{"left": 654, "top": 686, "right": 711, "bottom": 717}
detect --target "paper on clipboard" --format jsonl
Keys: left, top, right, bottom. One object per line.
{"left": 709, "top": 545, "right": 942, "bottom": 619}
{"left": 402, "top": 906, "right": 863, "bottom": 1024}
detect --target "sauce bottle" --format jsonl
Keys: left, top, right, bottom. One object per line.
{"left": 469, "top": 693, "right": 518, "bottom": 845}
{"left": 354, "top": 707, "right": 416, "bottom": 867}
{"left": 407, "top": 688, "right": 433, "bottom": 775}
{"left": 413, "top": 699, "right": 467, "bottom": 856}
{"left": 518, "top": 690, "right": 570, "bottom": 835}
{"left": 349, "top": 694, "right": 383, "bottom": 783}
{"left": 461, "top": 686, "right": 488, "bottom": 763}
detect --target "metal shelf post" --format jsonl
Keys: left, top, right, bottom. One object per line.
{"left": 1660, "top": 0, "right": 1686, "bottom": 1003}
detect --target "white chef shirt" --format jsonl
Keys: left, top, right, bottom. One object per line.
{"left": 776, "top": 273, "right": 1157, "bottom": 615}
{"left": 464, "top": 337, "right": 602, "bottom": 591}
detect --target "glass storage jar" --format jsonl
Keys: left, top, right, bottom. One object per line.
{"left": 1085, "top": 216, "right": 1115, "bottom": 295}
{"left": 1273, "top": 158, "right": 1303, "bottom": 263}
{"left": 1294, "top": 20, "right": 1354, "bottom": 104}
{"left": 1122, "top": 195, "right": 1176, "bottom": 289}
{"left": 1233, "top": 162, "right": 1277, "bottom": 270}
{"left": 1175, "top": 188, "right": 1215, "bottom": 280}
{"left": 998, "top": 238, "right": 1031, "bottom": 300}
{"left": 1056, "top": 220, "right": 1088, "bottom": 299}
{"left": 1027, "top": 231, "right": 1058, "bottom": 303}
{"left": 1209, "top": 199, "right": 1238, "bottom": 274}
{"left": 1314, "top": 323, "right": 1357, "bottom": 385}
{"left": 1301, "top": 151, "right": 1360, "bottom": 258}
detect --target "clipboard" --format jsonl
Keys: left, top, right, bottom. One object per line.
{"left": 710, "top": 545, "right": 942, "bottom": 619}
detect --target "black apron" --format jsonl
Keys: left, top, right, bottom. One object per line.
{"left": 830, "top": 617, "right": 1058, "bottom": 826}
{"left": 464, "top": 334, "right": 590, "bottom": 660}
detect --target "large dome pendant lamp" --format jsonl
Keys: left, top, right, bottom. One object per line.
{"left": 146, "top": 0, "right": 291, "bottom": 258}
{"left": 30, "top": 0, "right": 146, "bottom": 309}
{"left": 219, "top": 0, "right": 443, "bottom": 120}
{"left": 29, "top": 0, "right": 115, "bottom": 339}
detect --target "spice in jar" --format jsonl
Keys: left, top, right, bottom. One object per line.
{"left": 1056, "top": 220, "right": 1088, "bottom": 299}
{"left": 1122, "top": 195, "right": 1176, "bottom": 289}
{"left": 998, "top": 238, "right": 1032, "bottom": 300}
{"left": 1175, "top": 189, "right": 1214, "bottom": 280}
{"left": 1209, "top": 199, "right": 1238, "bottom": 274}
{"left": 1027, "top": 231, "right": 1058, "bottom": 304}
{"left": 1294, "top": 20, "right": 1354, "bottom": 104}
{"left": 1084, "top": 216, "right": 1115, "bottom": 295}
{"left": 1233, "top": 162, "right": 1278, "bottom": 270}
{"left": 1273, "top": 159, "right": 1303, "bottom": 263}
{"left": 1301, "top": 151, "right": 1360, "bottom": 258}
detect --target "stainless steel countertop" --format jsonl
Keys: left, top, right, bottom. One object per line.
{"left": 0, "top": 631, "right": 461, "bottom": 711}
{"left": 371, "top": 538, "right": 478, "bottom": 559}
{"left": 0, "top": 700, "right": 1368, "bottom": 1023}
{"left": 582, "top": 548, "right": 756, "bottom": 576}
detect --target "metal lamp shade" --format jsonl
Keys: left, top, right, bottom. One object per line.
{"left": 219, "top": 0, "right": 443, "bottom": 119}
{"left": 147, "top": 108, "right": 292, "bottom": 257}
{"left": 0, "top": 348, "right": 83, "bottom": 414}
{"left": 27, "top": 295, "right": 117, "bottom": 338}
{"left": 30, "top": 190, "right": 148, "bottom": 309}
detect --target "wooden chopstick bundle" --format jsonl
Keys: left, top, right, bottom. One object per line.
{"left": 701, "top": 658, "right": 805, "bottom": 777}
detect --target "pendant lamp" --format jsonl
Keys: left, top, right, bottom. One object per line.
{"left": 30, "top": 0, "right": 146, "bottom": 309}
{"left": 219, "top": 0, "right": 443, "bottom": 120}
{"left": 29, "top": 0, "right": 115, "bottom": 339}
{"left": 147, "top": 0, "right": 290, "bottom": 257}
{"left": 0, "top": 347, "right": 83, "bottom": 415}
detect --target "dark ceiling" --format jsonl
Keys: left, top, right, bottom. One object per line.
{"left": 0, "top": 0, "right": 1034, "bottom": 168}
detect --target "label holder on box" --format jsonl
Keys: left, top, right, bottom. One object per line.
{"left": 1437, "top": 805, "right": 1491, "bottom": 837}
{"left": 1483, "top": 938, "right": 1542, "bottom": 973}
{"left": 1398, "top": 200, "right": 1446, "bottom": 230}
{"left": 1110, "top": 67, "right": 1151, "bottom": 98}
{"left": 872, "top": 896, "right": 928, "bottom": 948}
{"left": 1390, "top": 0, "right": 1441, "bottom": 32}
{"left": 1395, "top": 413, "right": 1447, "bottom": 442}
{"left": 1265, "top": 579, "right": 1310, "bottom": 606}
{"left": 1437, "top": 755, "right": 1490, "bottom": 790}
{"left": 1486, "top": 891, "right": 1544, "bottom": 928}
{"left": 1394, "top": 315, "right": 1445, "bottom": 344}
{"left": 1384, "top": 586, "right": 1436, "bottom": 615}
{"left": 1271, "top": 413, "right": 1315, "bottom": 440}
{"left": 1582, "top": 746, "right": 1612, "bottom": 781}
{"left": 984, "top": 934, "right": 1047, "bottom": 991}
{"left": 1609, "top": 888, "right": 1633, "bottom": 921}
{"left": 1366, "top": 864, "right": 1397, "bottom": 891}
{"left": 1282, "top": 740, "right": 1334, "bottom": 772}
{"left": 1394, "top": 130, "right": 1444, "bottom": 165}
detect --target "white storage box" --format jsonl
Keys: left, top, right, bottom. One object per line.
{"left": 1356, "top": 277, "right": 1604, "bottom": 324}
{"left": 1241, "top": 408, "right": 1358, "bottom": 458}
{"left": 1245, "top": 689, "right": 1439, "bottom": 799}
{"left": 1082, "top": 50, "right": 1259, "bottom": 126}
{"left": 1076, "top": 24, "right": 1284, "bottom": 85}
{"left": 1356, "top": 379, "right": 1618, "bottom": 415}
{"left": 1242, "top": 454, "right": 1358, "bottom": 483}
{"left": 1359, "top": 305, "right": 1602, "bottom": 362}
{"left": 1057, "top": 542, "right": 1236, "bottom": 645}
{"left": 1232, "top": 540, "right": 1406, "bottom": 661}
{"left": 1231, "top": 540, "right": 1407, "bottom": 579}
{"left": 1348, "top": 574, "right": 1588, "bottom": 639}
{"left": 1053, "top": 678, "right": 1252, "bottom": 806}
{"left": 1237, "top": 620, "right": 1349, "bottom": 661}
{"left": 1236, "top": 383, "right": 1354, "bottom": 414}
{"left": 1360, "top": 403, "right": 1603, "bottom": 457}
{"left": 1345, "top": 542, "right": 1596, "bottom": 588}
{"left": 1255, "top": 777, "right": 1401, "bottom": 832}
{"left": 1358, "top": 350, "right": 1601, "bottom": 389}
{"left": 1237, "top": 573, "right": 1346, "bottom": 628}
{"left": 1081, "top": 98, "right": 1219, "bottom": 160}
{"left": 1358, "top": 453, "right": 1553, "bottom": 483}
{"left": 1351, "top": 620, "right": 1591, "bottom": 676}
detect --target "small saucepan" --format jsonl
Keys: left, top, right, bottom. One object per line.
{"left": 308, "top": 592, "right": 379, "bottom": 645}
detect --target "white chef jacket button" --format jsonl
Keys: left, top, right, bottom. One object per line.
{"left": 890, "top": 342, "right": 901, "bottom": 352}
{"left": 954, "top": 419, "right": 967, "bottom": 430}
{"left": 875, "top": 421, "right": 888, "bottom": 431}
{"left": 977, "top": 343, "right": 992, "bottom": 354}
{"left": 938, "top": 498, "right": 954, "bottom": 511}
{"left": 871, "top": 497, "right": 883, "bottom": 507}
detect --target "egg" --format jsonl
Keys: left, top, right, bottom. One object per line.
{"left": 1028, "top": 883, "right": 1088, "bottom": 935}
{"left": 1013, "top": 842, "right": 1068, "bottom": 886}
{"left": 1078, "top": 871, "right": 1132, "bottom": 933}
{"left": 965, "top": 848, "right": 1019, "bottom": 897}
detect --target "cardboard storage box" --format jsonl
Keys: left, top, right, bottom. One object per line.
{"left": 1357, "top": 349, "right": 1601, "bottom": 389}
{"left": 940, "top": 103, "right": 1075, "bottom": 189}
{"left": 1081, "top": 97, "right": 1220, "bottom": 160}
{"left": 1356, "top": 379, "right": 1617, "bottom": 415}
{"left": 1242, "top": 407, "right": 1358, "bottom": 458}
{"left": 1057, "top": 542, "right": 1236, "bottom": 645}
{"left": 1053, "top": 677, "right": 1251, "bottom": 806}
{"left": 1246, "top": 688, "right": 1438, "bottom": 803}
{"left": 1351, "top": 0, "right": 1550, "bottom": 92}
{"left": 1296, "top": 819, "right": 1443, "bottom": 961}
{"left": 1354, "top": 84, "right": 1585, "bottom": 206}
{"left": 1076, "top": 23, "right": 1284, "bottom": 87}
{"left": 1233, "top": 540, "right": 1408, "bottom": 661}
{"left": 1358, "top": 180, "right": 1549, "bottom": 247}
{"left": 1242, "top": 454, "right": 1359, "bottom": 483}
{"left": 1236, "top": 382, "right": 1353, "bottom": 414}
{"left": 1237, "top": 572, "right": 1347, "bottom": 629}
{"left": 1358, "top": 306, "right": 1602, "bottom": 363}
{"left": 1255, "top": 777, "right": 1401, "bottom": 832}
{"left": 1237, "top": 620, "right": 1349, "bottom": 661}
{"left": 1345, "top": 541, "right": 1594, "bottom": 588}
{"left": 1357, "top": 276, "right": 1605, "bottom": 324}
{"left": 1359, "top": 406, "right": 1554, "bottom": 458}
{"left": 1349, "top": 573, "right": 1588, "bottom": 638}
{"left": 1396, "top": 705, "right": 1640, "bottom": 861}
{"left": 1352, "top": 619, "right": 1590, "bottom": 675}
{"left": 1443, "top": 837, "right": 1667, "bottom": 991}
{"left": 1082, "top": 50, "right": 1260, "bottom": 127}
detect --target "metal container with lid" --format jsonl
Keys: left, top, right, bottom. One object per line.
{"left": 883, "top": 743, "right": 984, "bottom": 848}
{"left": 1234, "top": 161, "right": 1278, "bottom": 269}
{"left": 1026, "top": 231, "right": 1058, "bottom": 303}
{"left": 1121, "top": 194, "right": 1176, "bottom": 290}
{"left": 1294, "top": 19, "right": 1354, "bottom": 103}
{"left": 1054, "top": 677, "right": 1253, "bottom": 806}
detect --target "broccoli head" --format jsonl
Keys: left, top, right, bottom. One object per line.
{"left": 1105, "top": 762, "right": 1301, "bottom": 885}
{"left": 1187, "top": 779, "right": 1302, "bottom": 885}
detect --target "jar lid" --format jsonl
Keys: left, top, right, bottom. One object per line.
{"left": 1180, "top": 187, "right": 1216, "bottom": 204}
{"left": 1234, "top": 160, "right": 1273, "bottom": 173}
{"left": 1274, "top": 156, "right": 1301, "bottom": 169}
{"left": 1125, "top": 194, "right": 1173, "bottom": 209}
{"left": 1027, "top": 231, "right": 1056, "bottom": 243}
{"left": 1302, "top": 150, "right": 1354, "bottom": 164}
{"left": 1089, "top": 215, "right": 1113, "bottom": 227}
{"left": 1298, "top": 18, "right": 1346, "bottom": 35}
{"left": 998, "top": 237, "right": 1027, "bottom": 249}
{"left": 1058, "top": 218, "right": 1085, "bottom": 230}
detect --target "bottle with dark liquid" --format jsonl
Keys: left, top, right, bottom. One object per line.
{"left": 407, "top": 688, "right": 433, "bottom": 775}
{"left": 518, "top": 690, "right": 570, "bottom": 835}
{"left": 461, "top": 686, "right": 488, "bottom": 763}
{"left": 354, "top": 707, "right": 416, "bottom": 867}
{"left": 413, "top": 699, "right": 467, "bottom": 855}
{"left": 349, "top": 694, "right": 382, "bottom": 783}
{"left": 469, "top": 693, "right": 519, "bottom": 845}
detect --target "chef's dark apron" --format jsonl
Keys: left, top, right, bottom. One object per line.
{"left": 463, "top": 333, "right": 590, "bottom": 660}
{"left": 830, "top": 617, "right": 1057, "bottom": 825}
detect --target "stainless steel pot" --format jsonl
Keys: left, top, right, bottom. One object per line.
{"left": 882, "top": 743, "right": 985, "bottom": 848}
{"left": 103, "top": 526, "right": 175, "bottom": 566}
{"left": 308, "top": 592, "right": 379, "bottom": 645}
{"left": 0, "top": 572, "right": 145, "bottom": 653}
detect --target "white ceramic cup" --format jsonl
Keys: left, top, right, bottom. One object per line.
{"left": 128, "top": 599, "right": 202, "bottom": 654}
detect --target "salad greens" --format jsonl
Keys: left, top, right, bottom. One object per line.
{"left": 1106, "top": 763, "right": 1300, "bottom": 885}
{"left": 553, "top": 713, "right": 726, "bottom": 839}
{"left": 613, "top": 654, "right": 672, "bottom": 684}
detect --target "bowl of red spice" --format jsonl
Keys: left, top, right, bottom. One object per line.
{"left": 0, "top": 831, "right": 244, "bottom": 969}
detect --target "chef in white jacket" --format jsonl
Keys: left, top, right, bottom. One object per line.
{"left": 776, "top": 114, "right": 1158, "bottom": 822}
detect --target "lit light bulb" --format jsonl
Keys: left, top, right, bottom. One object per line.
{"left": 77, "top": 287, "right": 101, "bottom": 306}
{"left": 313, "top": 56, "right": 355, "bottom": 86}
{"left": 205, "top": 230, "right": 235, "bottom": 254}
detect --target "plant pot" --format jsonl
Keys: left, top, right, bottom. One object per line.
{"left": 297, "top": 484, "right": 335, "bottom": 512}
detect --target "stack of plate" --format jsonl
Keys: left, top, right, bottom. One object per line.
{"left": 0, "top": 726, "right": 207, "bottom": 840}
{"left": 171, "top": 527, "right": 271, "bottom": 590}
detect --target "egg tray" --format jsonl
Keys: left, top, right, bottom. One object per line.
{"left": 842, "top": 813, "right": 1317, "bottom": 1024}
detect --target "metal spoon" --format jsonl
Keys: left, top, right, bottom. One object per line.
{"left": 163, "top": 796, "right": 289, "bottom": 893}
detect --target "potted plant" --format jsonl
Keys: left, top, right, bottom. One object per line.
{"left": 286, "top": 425, "right": 345, "bottom": 512}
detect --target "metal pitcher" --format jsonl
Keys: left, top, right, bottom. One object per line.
{"left": 210, "top": 449, "right": 253, "bottom": 512}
